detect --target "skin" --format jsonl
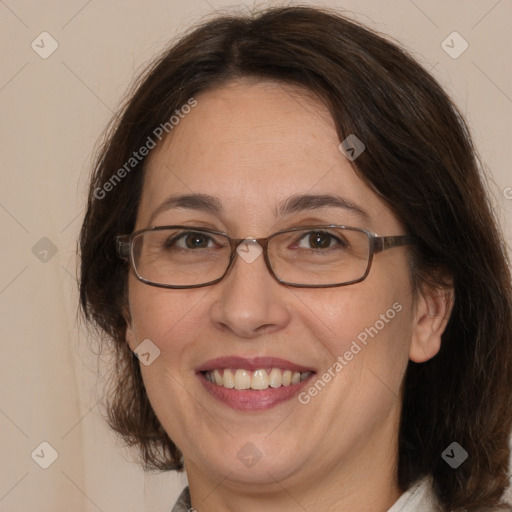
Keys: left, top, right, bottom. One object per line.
{"left": 125, "top": 79, "right": 453, "bottom": 512}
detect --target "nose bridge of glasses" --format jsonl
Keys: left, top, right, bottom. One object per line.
{"left": 231, "top": 236, "right": 270, "bottom": 251}
{"left": 227, "top": 236, "right": 273, "bottom": 277}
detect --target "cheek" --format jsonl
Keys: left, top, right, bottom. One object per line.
{"left": 126, "top": 280, "right": 208, "bottom": 440}
{"left": 126, "top": 276, "right": 208, "bottom": 354}
{"left": 311, "top": 284, "right": 401, "bottom": 338}
{"left": 307, "top": 279, "right": 411, "bottom": 380}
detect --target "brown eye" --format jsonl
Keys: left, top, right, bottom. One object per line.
{"left": 296, "top": 231, "right": 346, "bottom": 250}
{"left": 165, "top": 231, "right": 214, "bottom": 250}
{"left": 308, "top": 232, "right": 332, "bottom": 249}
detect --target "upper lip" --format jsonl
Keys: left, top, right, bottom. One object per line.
{"left": 195, "top": 356, "right": 315, "bottom": 373}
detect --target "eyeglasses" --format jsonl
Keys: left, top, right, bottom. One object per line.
{"left": 116, "top": 225, "right": 415, "bottom": 289}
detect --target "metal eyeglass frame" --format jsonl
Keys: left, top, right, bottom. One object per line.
{"left": 116, "top": 224, "right": 416, "bottom": 289}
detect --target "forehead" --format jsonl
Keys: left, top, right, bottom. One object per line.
{"left": 138, "top": 79, "right": 399, "bottom": 234}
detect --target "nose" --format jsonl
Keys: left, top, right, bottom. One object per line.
{"left": 209, "top": 243, "right": 291, "bottom": 339}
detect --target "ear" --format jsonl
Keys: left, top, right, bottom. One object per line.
{"left": 409, "top": 283, "right": 455, "bottom": 363}
{"left": 121, "top": 302, "right": 136, "bottom": 352}
{"left": 125, "top": 322, "right": 136, "bottom": 352}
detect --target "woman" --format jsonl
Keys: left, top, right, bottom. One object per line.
{"left": 79, "top": 6, "right": 512, "bottom": 511}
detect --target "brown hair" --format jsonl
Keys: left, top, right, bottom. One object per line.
{"left": 79, "top": 6, "right": 512, "bottom": 510}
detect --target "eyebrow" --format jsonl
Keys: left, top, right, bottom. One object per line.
{"left": 148, "top": 193, "right": 370, "bottom": 225}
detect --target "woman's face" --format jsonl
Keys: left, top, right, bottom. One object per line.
{"left": 126, "top": 80, "right": 435, "bottom": 497}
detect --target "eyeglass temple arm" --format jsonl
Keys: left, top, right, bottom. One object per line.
{"left": 116, "top": 236, "right": 130, "bottom": 260}
{"left": 371, "top": 235, "right": 416, "bottom": 254}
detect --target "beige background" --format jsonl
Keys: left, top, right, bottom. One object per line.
{"left": 0, "top": 0, "right": 511, "bottom": 510}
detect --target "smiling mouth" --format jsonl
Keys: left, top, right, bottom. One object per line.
{"left": 202, "top": 368, "right": 313, "bottom": 390}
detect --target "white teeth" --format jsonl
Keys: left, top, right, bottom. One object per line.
{"left": 204, "top": 368, "right": 313, "bottom": 390}
{"left": 234, "top": 369, "right": 251, "bottom": 390}
{"left": 269, "top": 368, "right": 282, "bottom": 388}
{"left": 223, "top": 369, "right": 235, "bottom": 388}
{"left": 251, "top": 369, "right": 269, "bottom": 390}
{"left": 213, "top": 369, "right": 223, "bottom": 386}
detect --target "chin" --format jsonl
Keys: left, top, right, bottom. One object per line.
{"left": 204, "top": 440, "right": 308, "bottom": 486}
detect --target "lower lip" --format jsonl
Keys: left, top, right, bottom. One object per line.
{"left": 198, "top": 372, "right": 314, "bottom": 411}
